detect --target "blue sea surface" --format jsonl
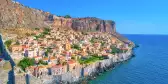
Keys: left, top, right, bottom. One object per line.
{"left": 89, "top": 35, "right": 168, "bottom": 84}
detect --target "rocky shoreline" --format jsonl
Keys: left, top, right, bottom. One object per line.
{"left": 43, "top": 50, "right": 134, "bottom": 84}
{"left": 76, "top": 51, "right": 134, "bottom": 84}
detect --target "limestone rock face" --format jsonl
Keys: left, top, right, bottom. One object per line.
{"left": 0, "top": 0, "right": 50, "bottom": 28}
{"left": 72, "top": 18, "right": 116, "bottom": 33}
{"left": 0, "top": 0, "right": 116, "bottom": 33}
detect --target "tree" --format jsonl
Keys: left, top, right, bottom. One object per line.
{"left": 110, "top": 46, "right": 123, "bottom": 54}
{"left": 18, "top": 58, "right": 35, "bottom": 71}
{"left": 25, "top": 33, "right": 31, "bottom": 36}
{"left": 38, "top": 33, "right": 45, "bottom": 38}
{"left": 15, "top": 40, "right": 20, "bottom": 45}
{"left": 62, "top": 62, "right": 67, "bottom": 66}
{"left": 38, "top": 60, "right": 48, "bottom": 65}
{"left": 90, "top": 38, "right": 95, "bottom": 43}
{"left": 44, "top": 28, "right": 51, "bottom": 32}
{"left": 35, "top": 28, "right": 40, "bottom": 30}
{"left": 71, "top": 56, "right": 75, "bottom": 60}
{"left": 64, "top": 15, "right": 71, "bottom": 18}
{"left": 4, "top": 40, "right": 12, "bottom": 48}
{"left": 71, "top": 44, "right": 81, "bottom": 50}
{"left": 101, "top": 42, "right": 105, "bottom": 46}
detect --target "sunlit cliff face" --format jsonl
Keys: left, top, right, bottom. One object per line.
{"left": 0, "top": 0, "right": 116, "bottom": 34}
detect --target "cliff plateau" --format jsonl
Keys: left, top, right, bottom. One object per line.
{"left": 0, "top": 0, "right": 116, "bottom": 33}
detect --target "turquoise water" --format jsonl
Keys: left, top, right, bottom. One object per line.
{"left": 89, "top": 35, "right": 168, "bottom": 84}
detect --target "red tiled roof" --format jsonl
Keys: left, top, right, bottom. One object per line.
{"left": 52, "top": 64, "right": 62, "bottom": 68}
{"left": 68, "top": 60, "right": 76, "bottom": 64}
{"left": 102, "top": 54, "right": 108, "bottom": 56}
{"left": 50, "top": 57, "right": 56, "bottom": 60}
{"left": 22, "top": 45, "right": 28, "bottom": 49}
{"left": 40, "top": 44, "right": 46, "bottom": 46}
{"left": 43, "top": 57, "right": 49, "bottom": 60}
{"left": 59, "top": 56, "right": 65, "bottom": 60}
{"left": 38, "top": 66, "right": 46, "bottom": 69}
{"left": 28, "top": 66, "right": 36, "bottom": 69}
{"left": 34, "top": 56, "right": 42, "bottom": 59}
{"left": 121, "top": 48, "right": 128, "bottom": 50}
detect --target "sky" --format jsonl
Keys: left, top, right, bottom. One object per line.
{"left": 15, "top": 0, "right": 168, "bottom": 34}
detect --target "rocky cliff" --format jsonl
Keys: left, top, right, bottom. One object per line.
{"left": 0, "top": 0, "right": 116, "bottom": 33}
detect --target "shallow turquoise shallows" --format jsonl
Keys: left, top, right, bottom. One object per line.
{"left": 89, "top": 35, "right": 168, "bottom": 84}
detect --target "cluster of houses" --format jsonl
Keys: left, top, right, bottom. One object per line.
{"left": 8, "top": 27, "right": 131, "bottom": 78}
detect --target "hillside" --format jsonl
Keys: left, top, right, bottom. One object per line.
{"left": 0, "top": 0, "right": 131, "bottom": 43}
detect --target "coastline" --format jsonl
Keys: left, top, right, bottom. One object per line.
{"left": 41, "top": 50, "right": 134, "bottom": 84}
{"left": 75, "top": 50, "right": 134, "bottom": 84}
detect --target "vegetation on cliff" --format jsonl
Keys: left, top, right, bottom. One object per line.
{"left": 78, "top": 54, "right": 104, "bottom": 64}
{"left": 34, "top": 28, "right": 51, "bottom": 40}
{"left": 110, "top": 46, "right": 128, "bottom": 54}
{"left": 64, "top": 15, "right": 71, "bottom": 18}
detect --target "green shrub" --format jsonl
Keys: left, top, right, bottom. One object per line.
{"left": 44, "top": 28, "right": 51, "bottom": 32}
{"left": 42, "top": 31, "right": 49, "bottom": 35}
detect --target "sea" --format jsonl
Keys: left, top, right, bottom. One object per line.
{"left": 89, "top": 34, "right": 168, "bottom": 84}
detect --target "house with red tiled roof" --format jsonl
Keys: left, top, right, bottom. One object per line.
{"left": 42, "top": 57, "right": 49, "bottom": 63}
{"left": 26, "top": 66, "right": 36, "bottom": 75}
{"left": 50, "top": 56, "right": 57, "bottom": 64}
{"left": 11, "top": 45, "right": 22, "bottom": 53}
{"left": 51, "top": 65, "right": 66, "bottom": 75}
{"left": 22, "top": 45, "right": 28, "bottom": 50}
{"left": 34, "top": 56, "right": 42, "bottom": 61}
{"left": 38, "top": 65, "right": 48, "bottom": 76}
{"left": 27, "top": 50, "right": 34, "bottom": 58}
{"left": 67, "top": 60, "right": 77, "bottom": 72}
